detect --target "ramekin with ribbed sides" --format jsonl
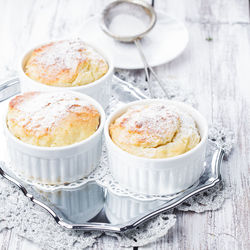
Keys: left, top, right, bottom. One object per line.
{"left": 104, "top": 99, "right": 208, "bottom": 195}
{"left": 4, "top": 91, "right": 105, "bottom": 185}
{"left": 19, "top": 39, "right": 114, "bottom": 108}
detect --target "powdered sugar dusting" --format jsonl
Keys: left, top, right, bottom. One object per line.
{"left": 124, "top": 104, "right": 180, "bottom": 144}
{"left": 12, "top": 92, "right": 94, "bottom": 135}
{"left": 113, "top": 103, "right": 200, "bottom": 148}
{"left": 29, "top": 39, "right": 106, "bottom": 81}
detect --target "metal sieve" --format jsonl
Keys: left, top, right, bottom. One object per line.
{"left": 100, "top": 0, "right": 169, "bottom": 98}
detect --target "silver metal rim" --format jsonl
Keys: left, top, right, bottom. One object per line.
{"left": 0, "top": 145, "right": 224, "bottom": 232}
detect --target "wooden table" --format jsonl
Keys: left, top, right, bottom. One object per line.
{"left": 0, "top": 0, "right": 249, "bottom": 249}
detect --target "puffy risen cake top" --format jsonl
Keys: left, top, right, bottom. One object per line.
{"left": 109, "top": 103, "right": 201, "bottom": 158}
{"left": 113, "top": 104, "right": 180, "bottom": 148}
{"left": 24, "top": 39, "right": 109, "bottom": 87}
{"left": 7, "top": 91, "right": 100, "bottom": 147}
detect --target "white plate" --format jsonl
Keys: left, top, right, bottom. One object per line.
{"left": 78, "top": 11, "right": 189, "bottom": 69}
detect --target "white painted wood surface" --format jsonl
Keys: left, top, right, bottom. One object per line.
{"left": 0, "top": 0, "right": 249, "bottom": 249}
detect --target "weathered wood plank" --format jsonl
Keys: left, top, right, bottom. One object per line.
{"left": 0, "top": 230, "right": 12, "bottom": 250}
{"left": 155, "top": 0, "right": 250, "bottom": 24}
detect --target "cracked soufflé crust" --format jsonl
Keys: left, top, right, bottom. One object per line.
{"left": 24, "top": 39, "right": 109, "bottom": 87}
{"left": 7, "top": 91, "right": 100, "bottom": 147}
{"left": 109, "top": 103, "right": 200, "bottom": 159}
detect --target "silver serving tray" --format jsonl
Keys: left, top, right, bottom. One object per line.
{"left": 0, "top": 77, "right": 224, "bottom": 232}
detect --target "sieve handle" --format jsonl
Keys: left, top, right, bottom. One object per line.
{"left": 134, "top": 39, "right": 154, "bottom": 97}
{"left": 134, "top": 39, "right": 170, "bottom": 99}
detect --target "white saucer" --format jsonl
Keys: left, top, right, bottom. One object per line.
{"left": 78, "top": 11, "right": 189, "bottom": 69}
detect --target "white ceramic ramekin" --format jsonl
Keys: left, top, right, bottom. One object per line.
{"left": 37, "top": 182, "right": 104, "bottom": 223}
{"left": 4, "top": 91, "right": 106, "bottom": 185}
{"left": 19, "top": 40, "right": 114, "bottom": 108}
{"left": 105, "top": 191, "right": 164, "bottom": 224}
{"left": 104, "top": 99, "right": 208, "bottom": 195}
